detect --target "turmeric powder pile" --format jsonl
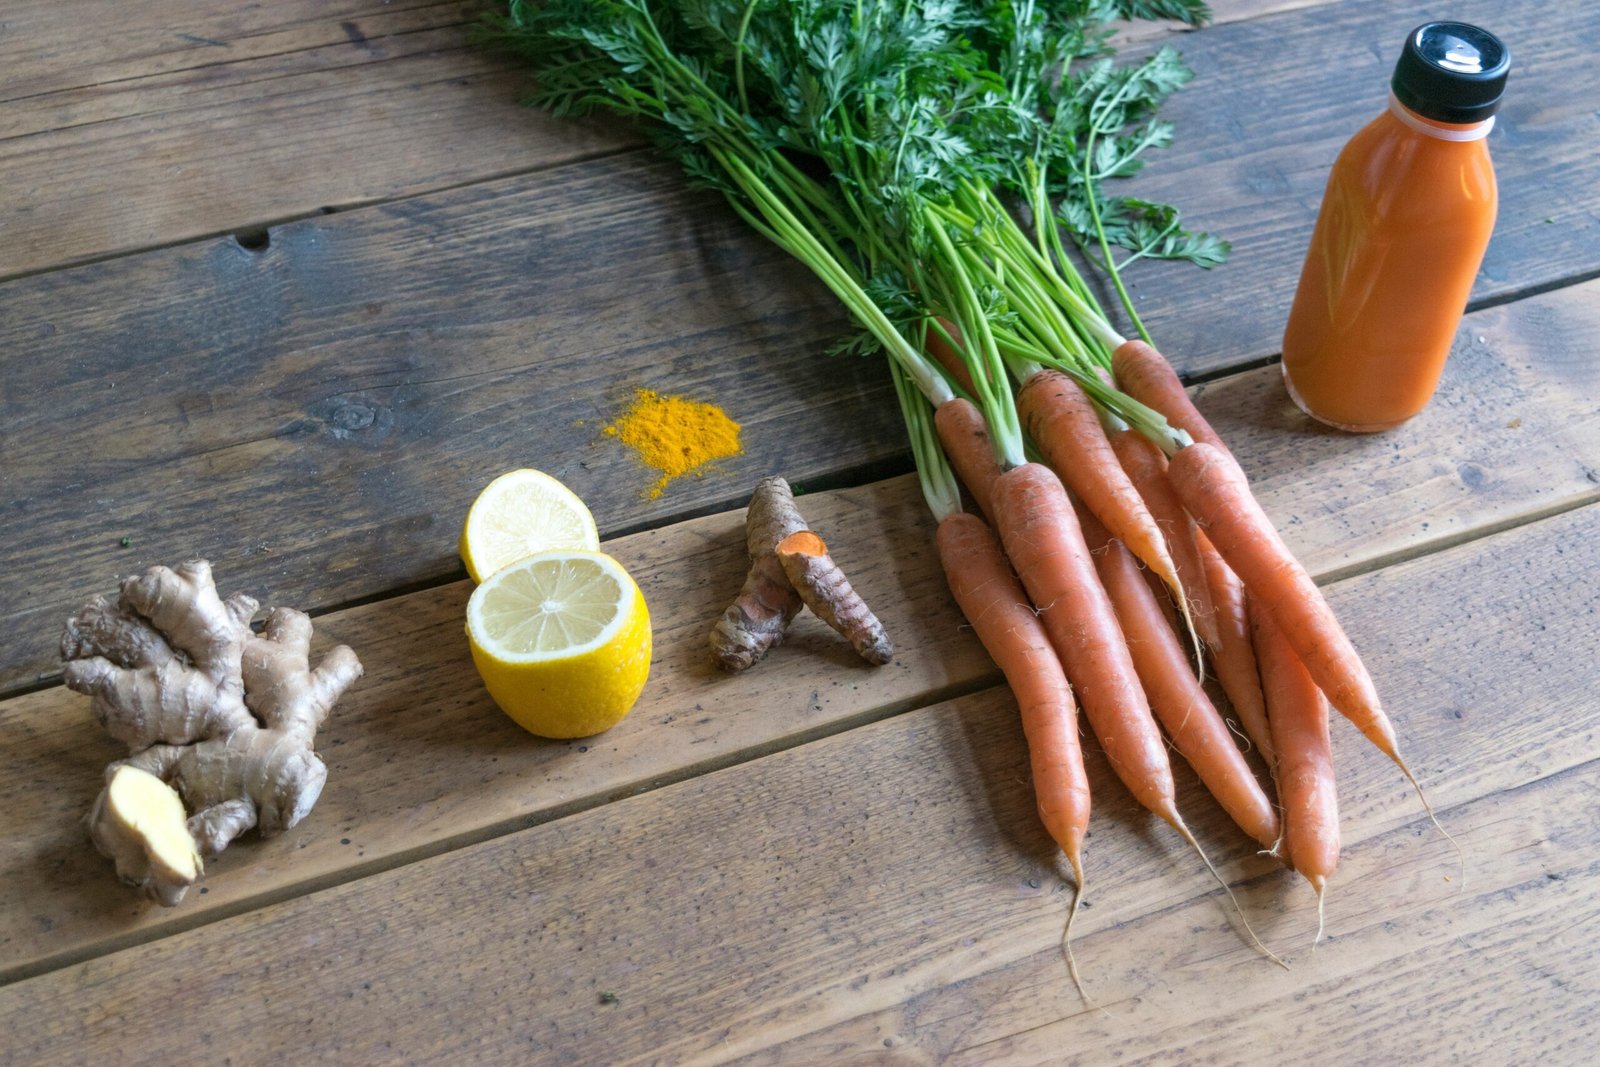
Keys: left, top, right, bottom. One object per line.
{"left": 604, "top": 388, "right": 743, "bottom": 499}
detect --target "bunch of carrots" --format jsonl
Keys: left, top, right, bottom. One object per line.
{"left": 496, "top": 0, "right": 1440, "bottom": 974}
{"left": 891, "top": 214, "right": 1416, "bottom": 950}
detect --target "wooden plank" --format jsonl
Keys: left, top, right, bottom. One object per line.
{"left": 0, "top": 504, "right": 1595, "bottom": 1062}
{"left": 4, "top": 237, "right": 1596, "bottom": 702}
{"left": 1112, "top": 0, "right": 1332, "bottom": 44}
{"left": 0, "top": 0, "right": 636, "bottom": 279}
{"left": 3, "top": 298, "right": 1596, "bottom": 978}
{"left": 778, "top": 766, "right": 1600, "bottom": 1067}
{"left": 0, "top": 477, "right": 981, "bottom": 981}
{"left": 1105, "top": 0, "right": 1600, "bottom": 374}
{"left": 1, "top": 1, "right": 474, "bottom": 94}
{"left": 0, "top": 0, "right": 1309, "bottom": 279}
{"left": 0, "top": 149, "right": 884, "bottom": 695}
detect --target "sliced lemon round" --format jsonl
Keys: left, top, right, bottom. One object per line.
{"left": 466, "top": 550, "right": 652, "bottom": 739}
{"left": 459, "top": 469, "right": 600, "bottom": 583}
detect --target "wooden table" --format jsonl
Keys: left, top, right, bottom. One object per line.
{"left": 4, "top": 2, "right": 1597, "bottom": 1062}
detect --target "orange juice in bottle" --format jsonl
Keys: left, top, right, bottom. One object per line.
{"left": 1280, "top": 22, "right": 1510, "bottom": 432}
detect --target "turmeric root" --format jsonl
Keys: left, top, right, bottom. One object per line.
{"left": 709, "top": 477, "right": 809, "bottom": 671}
{"left": 776, "top": 530, "right": 894, "bottom": 665}
{"left": 61, "top": 560, "right": 362, "bottom": 906}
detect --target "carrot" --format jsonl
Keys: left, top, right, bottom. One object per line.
{"left": 933, "top": 398, "right": 1004, "bottom": 522}
{"left": 922, "top": 317, "right": 978, "bottom": 396}
{"left": 987, "top": 462, "right": 1178, "bottom": 823}
{"left": 1111, "top": 339, "right": 1280, "bottom": 772}
{"left": 1111, "top": 338, "right": 1228, "bottom": 455}
{"left": 1197, "top": 530, "right": 1274, "bottom": 772}
{"left": 1106, "top": 426, "right": 1221, "bottom": 654}
{"left": 937, "top": 512, "right": 1089, "bottom": 868}
{"left": 1169, "top": 440, "right": 1463, "bottom": 884}
{"left": 1077, "top": 504, "right": 1280, "bottom": 849}
{"left": 990, "top": 463, "right": 1285, "bottom": 965}
{"left": 1166, "top": 442, "right": 1398, "bottom": 762}
{"left": 1141, "top": 561, "right": 1181, "bottom": 634}
{"left": 936, "top": 510, "right": 1092, "bottom": 983}
{"left": 1016, "top": 371, "right": 1193, "bottom": 637}
{"left": 1254, "top": 608, "right": 1338, "bottom": 939}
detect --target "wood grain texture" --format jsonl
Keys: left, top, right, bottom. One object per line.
{"left": 0, "top": 503, "right": 1594, "bottom": 1063}
{"left": 0, "top": 149, "right": 889, "bottom": 695}
{"left": 0, "top": 0, "right": 637, "bottom": 279}
{"left": 0, "top": 0, "right": 1296, "bottom": 278}
{"left": 5, "top": 0, "right": 1598, "bottom": 697}
{"left": 0, "top": 477, "right": 985, "bottom": 981}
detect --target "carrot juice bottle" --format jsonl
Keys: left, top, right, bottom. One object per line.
{"left": 1280, "top": 22, "right": 1510, "bottom": 432}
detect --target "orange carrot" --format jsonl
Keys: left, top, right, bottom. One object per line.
{"left": 1111, "top": 339, "right": 1228, "bottom": 455}
{"left": 1141, "top": 561, "right": 1181, "bottom": 634}
{"left": 1112, "top": 339, "right": 1274, "bottom": 769}
{"left": 1197, "top": 530, "right": 1274, "bottom": 772}
{"left": 1107, "top": 427, "right": 1221, "bottom": 653}
{"left": 1017, "top": 371, "right": 1189, "bottom": 623}
{"left": 987, "top": 462, "right": 1179, "bottom": 824}
{"left": 933, "top": 398, "right": 1003, "bottom": 522}
{"left": 1077, "top": 504, "right": 1280, "bottom": 849}
{"left": 922, "top": 317, "right": 978, "bottom": 396}
{"left": 936, "top": 511, "right": 1090, "bottom": 886}
{"left": 1167, "top": 442, "right": 1400, "bottom": 764}
{"left": 1254, "top": 608, "right": 1338, "bottom": 934}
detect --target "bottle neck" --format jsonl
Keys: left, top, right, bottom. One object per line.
{"left": 1387, "top": 90, "right": 1495, "bottom": 142}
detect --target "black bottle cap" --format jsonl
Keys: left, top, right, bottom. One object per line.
{"left": 1392, "top": 22, "right": 1510, "bottom": 123}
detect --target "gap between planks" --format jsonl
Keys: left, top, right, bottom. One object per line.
{"left": 1311, "top": 490, "right": 1600, "bottom": 587}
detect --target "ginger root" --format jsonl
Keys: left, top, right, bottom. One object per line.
{"left": 709, "top": 478, "right": 892, "bottom": 671}
{"left": 61, "top": 560, "right": 362, "bottom": 906}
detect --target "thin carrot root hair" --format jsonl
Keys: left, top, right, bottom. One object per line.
{"left": 1395, "top": 758, "right": 1466, "bottom": 890}
{"left": 1167, "top": 810, "right": 1287, "bottom": 970}
{"left": 1059, "top": 853, "right": 1096, "bottom": 1010}
{"left": 1310, "top": 876, "right": 1328, "bottom": 948}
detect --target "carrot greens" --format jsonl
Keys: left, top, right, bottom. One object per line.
{"left": 491, "top": 0, "right": 1223, "bottom": 442}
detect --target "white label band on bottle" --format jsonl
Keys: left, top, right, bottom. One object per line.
{"left": 1387, "top": 90, "right": 1495, "bottom": 141}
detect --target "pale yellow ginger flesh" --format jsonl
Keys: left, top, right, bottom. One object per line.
{"left": 62, "top": 560, "right": 362, "bottom": 906}
{"left": 91, "top": 765, "right": 204, "bottom": 906}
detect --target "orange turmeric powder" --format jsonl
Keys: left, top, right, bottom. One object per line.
{"left": 604, "top": 389, "right": 743, "bottom": 499}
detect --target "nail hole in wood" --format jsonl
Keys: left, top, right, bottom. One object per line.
{"left": 235, "top": 227, "right": 271, "bottom": 252}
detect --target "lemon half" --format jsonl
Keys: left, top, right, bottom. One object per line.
{"left": 466, "top": 551, "right": 651, "bottom": 739}
{"left": 459, "top": 469, "right": 600, "bottom": 583}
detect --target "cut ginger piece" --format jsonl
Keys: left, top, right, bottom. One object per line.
{"left": 93, "top": 765, "right": 203, "bottom": 904}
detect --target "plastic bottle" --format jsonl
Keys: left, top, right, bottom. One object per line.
{"left": 1280, "top": 22, "right": 1510, "bottom": 432}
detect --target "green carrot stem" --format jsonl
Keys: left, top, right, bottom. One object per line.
{"left": 892, "top": 361, "right": 961, "bottom": 523}
{"left": 922, "top": 205, "right": 1024, "bottom": 467}
{"left": 715, "top": 148, "right": 952, "bottom": 406}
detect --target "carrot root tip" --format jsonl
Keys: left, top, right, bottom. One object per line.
{"left": 1060, "top": 875, "right": 1095, "bottom": 1010}
{"left": 1397, "top": 758, "right": 1467, "bottom": 890}
{"left": 1171, "top": 813, "right": 1288, "bottom": 970}
{"left": 1310, "top": 879, "right": 1328, "bottom": 948}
